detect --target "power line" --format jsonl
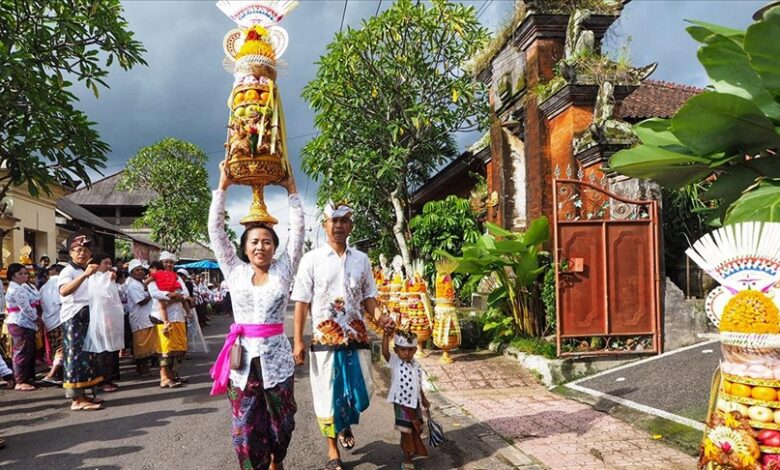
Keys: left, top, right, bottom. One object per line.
{"left": 375, "top": 0, "right": 382, "bottom": 16}
{"left": 476, "top": 0, "right": 494, "bottom": 19}
{"left": 339, "top": 0, "right": 349, "bottom": 32}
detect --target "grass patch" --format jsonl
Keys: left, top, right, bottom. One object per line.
{"left": 509, "top": 335, "right": 557, "bottom": 359}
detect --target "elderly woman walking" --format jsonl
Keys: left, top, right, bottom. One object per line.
{"left": 209, "top": 160, "right": 303, "bottom": 470}
{"left": 149, "top": 251, "right": 190, "bottom": 388}
{"left": 59, "top": 235, "right": 104, "bottom": 410}
{"left": 5, "top": 263, "right": 40, "bottom": 391}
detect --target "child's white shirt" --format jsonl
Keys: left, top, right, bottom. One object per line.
{"left": 387, "top": 352, "right": 422, "bottom": 408}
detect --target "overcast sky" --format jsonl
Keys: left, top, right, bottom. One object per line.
{"left": 73, "top": 0, "right": 766, "bottom": 247}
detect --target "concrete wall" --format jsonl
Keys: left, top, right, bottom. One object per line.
{"left": 1, "top": 183, "right": 62, "bottom": 267}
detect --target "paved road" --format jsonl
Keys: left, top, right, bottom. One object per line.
{"left": 1, "top": 313, "right": 517, "bottom": 470}
{"left": 571, "top": 341, "right": 721, "bottom": 423}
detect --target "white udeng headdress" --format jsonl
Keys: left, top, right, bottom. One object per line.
{"left": 324, "top": 201, "right": 354, "bottom": 219}
{"left": 159, "top": 251, "right": 177, "bottom": 262}
{"left": 394, "top": 332, "right": 417, "bottom": 348}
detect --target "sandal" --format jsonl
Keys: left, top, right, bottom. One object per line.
{"left": 160, "top": 380, "right": 182, "bottom": 389}
{"left": 101, "top": 382, "right": 119, "bottom": 393}
{"left": 338, "top": 427, "right": 355, "bottom": 450}
{"left": 324, "top": 458, "right": 343, "bottom": 470}
{"left": 0, "top": 437, "right": 5, "bottom": 449}
{"left": 71, "top": 400, "right": 103, "bottom": 411}
{"left": 41, "top": 377, "right": 62, "bottom": 386}
{"left": 14, "top": 383, "right": 36, "bottom": 391}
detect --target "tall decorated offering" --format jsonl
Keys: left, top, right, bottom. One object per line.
{"left": 433, "top": 259, "right": 461, "bottom": 364}
{"left": 217, "top": 0, "right": 298, "bottom": 225}
{"left": 689, "top": 222, "right": 780, "bottom": 469}
{"left": 406, "top": 260, "right": 433, "bottom": 357}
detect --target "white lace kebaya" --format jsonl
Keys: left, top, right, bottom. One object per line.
{"left": 208, "top": 189, "right": 304, "bottom": 390}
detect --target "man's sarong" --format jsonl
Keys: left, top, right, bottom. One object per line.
{"left": 157, "top": 322, "right": 187, "bottom": 356}
{"left": 45, "top": 326, "right": 64, "bottom": 367}
{"left": 62, "top": 306, "right": 103, "bottom": 395}
{"left": 132, "top": 327, "right": 160, "bottom": 359}
{"left": 310, "top": 345, "right": 373, "bottom": 438}
{"left": 228, "top": 358, "right": 296, "bottom": 469}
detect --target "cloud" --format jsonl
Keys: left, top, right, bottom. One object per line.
{"left": 71, "top": 0, "right": 766, "bottom": 207}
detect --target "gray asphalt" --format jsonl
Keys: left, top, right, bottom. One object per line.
{"left": 1, "top": 312, "right": 516, "bottom": 470}
{"left": 572, "top": 341, "right": 721, "bottom": 422}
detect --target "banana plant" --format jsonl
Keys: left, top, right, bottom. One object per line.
{"left": 436, "top": 216, "right": 549, "bottom": 337}
{"left": 609, "top": 7, "right": 780, "bottom": 224}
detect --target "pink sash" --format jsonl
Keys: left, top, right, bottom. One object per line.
{"left": 209, "top": 323, "right": 284, "bottom": 395}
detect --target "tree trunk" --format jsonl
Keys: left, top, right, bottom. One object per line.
{"left": 390, "top": 186, "right": 413, "bottom": 276}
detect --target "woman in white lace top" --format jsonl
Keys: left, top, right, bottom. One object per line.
{"left": 208, "top": 159, "right": 304, "bottom": 470}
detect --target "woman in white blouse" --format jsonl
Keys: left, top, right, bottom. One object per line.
{"left": 5, "top": 263, "right": 40, "bottom": 391}
{"left": 208, "top": 160, "right": 304, "bottom": 470}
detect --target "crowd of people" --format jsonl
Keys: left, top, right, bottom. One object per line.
{"left": 0, "top": 247, "right": 227, "bottom": 403}
{"left": 1, "top": 163, "right": 433, "bottom": 469}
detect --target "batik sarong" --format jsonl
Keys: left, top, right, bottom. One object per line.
{"left": 62, "top": 306, "right": 103, "bottom": 396}
{"left": 8, "top": 324, "right": 36, "bottom": 384}
{"left": 310, "top": 344, "right": 373, "bottom": 438}
{"left": 45, "top": 326, "right": 64, "bottom": 367}
{"left": 228, "top": 358, "right": 296, "bottom": 470}
{"left": 394, "top": 403, "right": 428, "bottom": 457}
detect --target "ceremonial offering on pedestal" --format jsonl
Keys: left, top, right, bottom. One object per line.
{"left": 217, "top": 0, "right": 298, "bottom": 226}
{"left": 433, "top": 259, "right": 461, "bottom": 364}
{"left": 406, "top": 264, "right": 433, "bottom": 357}
{"left": 689, "top": 223, "right": 780, "bottom": 469}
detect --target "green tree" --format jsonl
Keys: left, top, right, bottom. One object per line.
{"left": 609, "top": 7, "right": 780, "bottom": 223}
{"left": 119, "top": 138, "right": 210, "bottom": 253}
{"left": 0, "top": 0, "right": 146, "bottom": 204}
{"left": 302, "top": 0, "right": 490, "bottom": 273}
{"left": 409, "top": 195, "right": 482, "bottom": 289}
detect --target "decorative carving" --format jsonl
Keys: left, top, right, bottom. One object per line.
{"left": 573, "top": 81, "right": 638, "bottom": 155}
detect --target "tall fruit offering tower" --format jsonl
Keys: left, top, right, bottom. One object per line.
{"left": 217, "top": 0, "right": 298, "bottom": 225}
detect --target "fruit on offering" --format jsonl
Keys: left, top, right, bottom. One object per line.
{"left": 731, "top": 383, "right": 753, "bottom": 398}
{"left": 720, "top": 290, "right": 780, "bottom": 334}
{"left": 748, "top": 405, "right": 774, "bottom": 423}
{"left": 752, "top": 386, "right": 777, "bottom": 402}
{"left": 758, "top": 430, "right": 780, "bottom": 447}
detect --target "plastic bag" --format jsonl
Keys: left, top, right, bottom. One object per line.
{"left": 84, "top": 271, "right": 126, "bottom": 353}
{"left": 187, "top": 307, "right": 209, "bottom": 353}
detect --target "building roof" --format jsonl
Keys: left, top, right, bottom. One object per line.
{"left": 57, "top": 198, "right": 161, "bottom": 248}
{"left": 179, "top": 241, "right": 216, "bottom": 262}
{"left": 65, "top": 171, "right": 157, "bottom": 207}
{"left": 56, "top": 198, "right": 126, "bottom": 235}
{"left": 617, "top": 80, "right": 704, "bottom": 121}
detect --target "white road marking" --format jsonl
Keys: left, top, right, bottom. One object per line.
{"left": 566, "top": 382, "right": 706, "bottom": 431}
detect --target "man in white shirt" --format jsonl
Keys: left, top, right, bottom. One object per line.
{"left": 125, "top": 259, "right": 159, "bottom": 377}
{"left": 40, "top": 264, "right": 64, "bottom": 385}
{"left": 292, "top": 201, "right": 394, "bottom": 469}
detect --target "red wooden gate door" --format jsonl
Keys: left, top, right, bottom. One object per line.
{"left": 553, "top": 177, "right": 661, "bottom": 357}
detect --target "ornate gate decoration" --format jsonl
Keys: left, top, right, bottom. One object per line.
{"left": 553, "top": 170, "right": 661, "bottom": 357}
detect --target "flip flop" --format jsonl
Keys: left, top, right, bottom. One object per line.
{"left": 71, "top": 401, "right": 103, "bottom": 411}
{"left": 41, "top": 377, "right": 62, "bottom": 386}
{"left": 0, "top": 437, "right": 5, "bottom": 449}
{"left": 101, "top": 383, "right": 119, "bottom": 393}
{"left": 160, "top": 380, "right": 182, "bottom": 389}
{"left": 324, "top": 458, "right": 343, "bottom": 470}
{"left": 338, "top": 427, "right": 355, "bottom": 450}
{"left": 14, "top": 383, "right": 37, "bottom": 391}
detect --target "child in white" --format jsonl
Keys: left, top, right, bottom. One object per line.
{"left": 382, "top": 329, "right": 430, "bottom": 469}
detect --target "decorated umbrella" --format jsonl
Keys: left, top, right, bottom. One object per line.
{"left": 216, "top": 0, "right": 298, "bottom": 226}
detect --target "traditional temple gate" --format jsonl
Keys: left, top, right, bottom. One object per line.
{"left": 553, "top": 176, "right": 662, "bottom": 357}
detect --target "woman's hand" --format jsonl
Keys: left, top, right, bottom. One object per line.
{"left": 218, "top": 159, "right": 233, "bottom": 191}
{"left": 277, "top": 171, "right": 297, "bottom": 195}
